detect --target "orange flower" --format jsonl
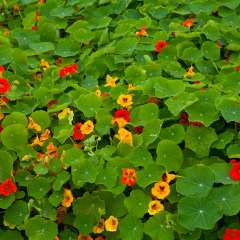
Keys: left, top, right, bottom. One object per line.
{"left": 184, "top": 66, "right": 195, "bottom": 78}
{"left": 28, "top": 117, "right": 41, "bottom": 132}
{"left": 80, "top": 120, "right": 94, "bottom": 135}
{"left": 121, "top": 168, "right": 137, "bottom": 187}
{"left": 135, "top": 26, "right": 148, "bottom": 37}
{"left": 46, "top": 142, "right": 58, "bottom": 158}
{"left": 40, "top": 129, "right": 51, "bottom": 142}
{"left": 105, "top": 216, "right": 118, "bottom": 232}
{"left": 128, "top": 83, "right": 136, "bottom": 91}
{"left": 148, "top": 200, "right": 164, "bottom": 215}
{"left": 31, "top": 136, "right": 43, "bottom": 147}
{"left": 104, "top": 75, "right": 118, "bottom": 88}
{"left": 0, "top": 112, "right": 4, "bottom": 121}
{"left": 40, "top": 59, "right": 50, "bottom": 70}
{"left": 182, "top": 18, "right": 194, "bottom": 28}
{"left": 117, "top": 94, "right": 133, "bottom": 108}
{"left": 116, "top": 128, "right": 133, "bottom": 146}
{"left": 93, "top": 219, "right": 105, "bottom": 234}
{"left": 162, "top": 172, "right": 176, "bottom": 184}
{"left": 151, "top": 181, "right": 170, "bottom": 199}
{"left": 62, "top": 188, "right": 74, "bottom": 208}
{"left": 77, "top": 234, "right": 93, "bottom": 240}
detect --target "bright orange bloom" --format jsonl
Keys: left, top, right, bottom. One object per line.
{"left": 182, "top": 18, "right": 194, "bottom": 28}
{"left": 93, "top": 219, "right": 105, "bottom": 234}
{"left": 40, "top": 59, "right": 49, "bottom": 70}
{"left": 135, "top": 26, "right": 148, "bottom": 37}
{"left": 116, "top": 128, "right": 133, "bottom": 146}
{"left": 148, "top": 200, "right": 164, "bottom": 215}
{"left": 105, "top": 216, "right": 118, "bottom": 232}
{"left": 121, "top": 168, "right": 137, "bottom": 187}
{"left": 28, "top": 117, "right": 41, "bottom": 132}
{"left": 62, "top": 188, "right": 74, "bottom": 208}
{"left": 151, "top": 181, "right": 170, "bottom": 199}
{"left": 117, "top": 94, "right": 133, "bottom": 108}
{"left": 80, "top": 120, "right": 94, "bottom": 135}
{"left": 184, "top": 66, "right": 195, "bottom": 78}
{"left": 46, "top": 142, "right": 58, "bottom": 158}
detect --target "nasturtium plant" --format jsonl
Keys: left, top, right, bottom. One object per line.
{"left": 0, "top": 0, "right": 240, "bottom": 239}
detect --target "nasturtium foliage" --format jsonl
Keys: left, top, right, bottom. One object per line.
{"left": 0, "top": 0, "right": 240, "bottom": 239}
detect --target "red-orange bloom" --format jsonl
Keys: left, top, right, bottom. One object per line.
{"left": 229, "top": 160, "right": 240, "bottom": 181}
{"left": 121, "top": 168, "right": 137, "bottom": 187}
{"left": 0, "top": 178, "right": 17, "bottom": 197}
{"left": 236, "top": 65, "right": 240, "bottom": 71}
{"left": 135, "top": 26, "right": 148, "bottom": 37}
{"left": 59, "top": 64, "right": 78, "bottom": 78}
{"left": 223, "top": 228, "right": 240, "bottom": 240}
{"left": 182, "top": 18, "right": 194, "bottom": 28}
{"left": 0, "top": 78, "right": 11, "bottom": 94}
{"left": 0, "top": 66, "right": 5, "bottom": 75}
{"left": 31, "top": 25, "right": 37, "bottom": 31}
{"left": 73, "top": 123, "right": 86, "bottom": 141}
{"left": 155, "top": 41, "right": 168, "bottom": 53}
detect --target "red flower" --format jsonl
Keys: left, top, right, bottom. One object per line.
{"left": 31, "top": 25, "right": 37, "bottom": 31}
{"left": 182, "top": 18, "right": 194, "bottom": 28}
{"left": 73, "top": 123, "right": 86, "bottom": 141}
{"left": 0, "top": 125, "right": 3, "bottom": 133}
{"left": 0, "top": 78, "right": 11, "bottom": 94}
{"left": 134, "top": 126, "right": 144, "bottom": 134}
{"left": 47, "top": 99, "right": 58, "bottom": 108}
{"left": 0, "top": 66, "right": 5, "bottom": 75}
{"left": 179, "top": 112, "right": 203, "bottom": 127}
{"left": 155, "top": 41, "right": 168, "bottom": 53}
{"left": 229, "top": 160, "right": 240, "bottom": 181}
{"left": 236, "top": 65, "right": 240, "bottom": 71}
{"left": 113, "top": 109, "right": 131, "bottom": 122}
{"left": 223, "top": 228, "right": 240, "bottom": 240}
{"left": 121, "top": 168, "right": 137, "bottom": 187}
{"left": 0, "top": 178, "right": 17, "bottom": 197}
{"left": 59, "top": 64, "right": 78, "bottom": 78}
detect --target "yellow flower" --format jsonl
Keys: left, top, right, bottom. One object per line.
{"left": 31, "top": 136, "right": 44, "bottom": 147}
{"left": 112, "top": 118, "right": 128, "bottom": 128}
{"left": 104, "top": 74, "right": 118, "bottom": 88}
{"left": 117, "top": 94, "right": 133, "bottom": 108}
{"left": 39, "top": 129, "right": 51, "bottom": 142}
{"left": 96, "top": 88, "right": 102, "bottom": 97}
{"left": 40, "top": 59, "right": 50, "bottom": 70}
{"left": 58, "top": 108, "right": 74, "bottom": 120}
{"left": 128, "top": 83, "right": 136, "bottom": 91}
{"left": 116, "top": 128, "right": 133, "bottom": 146}
{"left": 0, "top": 112, "right": 4, "bottom": 121}
{"left": 80, "top": 120, "right": 94, "bottom": 135}
{"left": 28, "top": 117, "right": 41, "bottom": 132}
{"left": 105, "top": 216, "right": 118, "bottom": 232}
{"left": 151, "top": 181, "right": 170, "bottom": 200}
{"left": 148, "top": 200, "right": 164, "bottom": 215}
{"left": 22, "top": 155, "right": 30, "bottom": 161}
{"left": 93, "top": 219, "right": 105, "bottom": 234}
{"left": 62, "top": 188, "right": 74, "bottom": 208}
{"left": 184, "top": 66, "right": 195, "bottom": 78}
{"left": 165, "top": 172, "right": 176, "bottom": 184}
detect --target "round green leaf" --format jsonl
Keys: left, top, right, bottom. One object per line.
{"left": 2, "top": 112, "right": 28, "bottom": 127}
{"left": 160, "top": 124, "right": 185, "bottom": 144}
{"left": 31, "top": 110, "right": 51, "bottom": 129}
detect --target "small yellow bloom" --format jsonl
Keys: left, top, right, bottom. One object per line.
{"left": 31, "top": 136, "right": 44, "bottom": 147}
{"left": 95, "top": 88, "right": 102, "bottom": 97}
{"left": 0, "top": 112, "right": 4, "bottom": 121}
{"left": 128, "top": 83, "right": 136, "bottom": 91}
{"left": 112, "top": 118, "right": 128, "bottom": 128}
{"left": 148, "top": 200, "right": 164, "bottom": 215}
{"left": 105, "top": 75, "right": 118, "bottom": 88}
{"left": 93, "top": 219, "right": 105, "bottom": 234}
{"left": 151, "top": 181, "right": 170, "bottom": 200}
{"left": 40, "top": 59, "right": 50, "bottom": 70}
{"left": 80, "top": 120, "right": 94, "bottom": 135}
{"left": 117, "top": 94, "right": 133, "bottom": 108}
{"left": 105, "top": 216, "right": 118, "bottom": 232}
{"left": 40, "top": 129, "right": 51, "bottom": 142}
{"left": 22, "top": 155, "right": 30, "bottom": 161}
{"left": 62, "top": 188, "right": 74, "bottom": 208}
{"left": 165, "top": 172, "right": 176, "bottom": 184}
{"left": 184, "top": 66, "right": 195, "bottom": 78}
{"left": 58, "top": 108, "right": 74, "bottom": 120}
{"left": 116, "top": 128, "right": 133, "bottom": 146}
{"left": 28, "top": 117, "right": 42, "bottom": 132}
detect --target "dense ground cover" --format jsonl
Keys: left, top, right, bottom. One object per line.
{"left": 0, "top": 0, "right": 240, "bottom": 239}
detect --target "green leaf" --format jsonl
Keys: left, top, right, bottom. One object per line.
{"left": 115, "top": 37, "right": 137, "bottom": 55}
{"left": 4, "top": 200, "right": 29, "bottom": 227}
{"left": 52, "top": 171, "right": 70, "bottom": 191}
{"left": 160, "top": 124, "right": 185, "bottom": 144}
{"left": 137, "top": 164, "right": 165, "bottom": 188}
{"left": 125, "top": 65, "right": 146, "bottom": 84}
{"left": 156, "top": 140, "right": 183, "bottom": 171}
{"left": 31, "top": 110, "right": 51, "bottom": 129}
{"left": 176, "top": 165, "right": 215, "bottom": 197}
{"left": 201, "top": 41, "right": 220, "bottom": 60}
{"left": 0, "top": 150, "right": 13, "bottom": 182}
{"left": 216, "top": 98, "right": 240, "bottom": 122}
{"left": 2, "top": 112, "right": 28, "bottom": 127}
{"left": 63, "top": 148, "right": 85, "bottom": 167}
{"left": 144, "top": 212, "right": 175, "bottom": 240}
{"left": 75, "top": 94, "right": 102, "bottom": 117}
{"left": 120, "top": 215, "right": 143, "bottom": 240}
{"left": 50, "top": 6, "right": 74, "bottom": 18}
{"left": 227, "top": 144, "right": 240, "bottom": 158}
{"left": 29, "top": 42, "right": 55, "bottom": 53}
{"left": 27, "top": 177, "right": 50, "bottom": 199}
{"left": 141, "top": 119, "right": 163, "bottom": 146}
{"left": 165, "top": 92, "right": 198, "bottom": 116}
{"left": 154, "top": 78, "right": 185, "bottom": 98}
{"left": 0, "top": 194, "right": 15, "bottom": 209}
{"left": 212, "top": 130, "right": 235, "bottom": 149}
{"left": 0, "top": 46, "right": 13, "bottom": 65}
{"left": 124, "top": 190, "right": 150, "bottom": 218}
{"left": 1, "top": 124, "right": 28, "bottom": 150}
{"left": 185, "top": 126, "right": 218, "bottom": 157}
{"left": 95, "top": 166, "right": 117, "bottom": 189}
{"left": 71, "top": 28, "right": 95, "bottom": 43}
{"left": 55, "top": 38, "right": 79, "bottom": 57}
{"left": 178, "top": 197, "right": 222, "bottom": 230}
{"left": 0, "top": 230, "right": 23, "bottom": 240}
{"left": 25, "top": 216, "right": 58, "bottom": 240}
{"left": 208, "top": 185, "right": 240, "bottom": 216}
